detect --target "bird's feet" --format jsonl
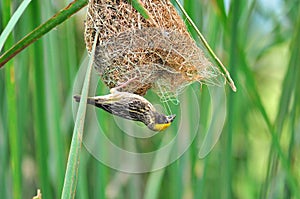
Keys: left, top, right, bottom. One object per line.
{"left": 110, "top": 77, "right": 138, "bottom": 94}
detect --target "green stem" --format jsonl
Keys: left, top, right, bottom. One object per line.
{"left": 0, "top": 0, "right": 87, "bottom": 68}
{"left": 127, "top": 0, "right": 150, "bottom": 20}
{"left": 2, "top": 1, "right": 22, "bottom": 198}
{"left": 173, "top": 0, "right": 236, "bottom": 92}
{"left": 61, "top": 30, "right": 99, "bottom": 199}
{"left": 0, "top": 0, "right": 31, "bottom": 51}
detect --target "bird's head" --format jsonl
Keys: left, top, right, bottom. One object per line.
{"left": 148, "top": 113, "right": 176, "bottom": 131}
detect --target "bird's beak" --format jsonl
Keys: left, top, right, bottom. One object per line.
{"left": 151, "top": 114, "right": 176, "bottom": 131}
{"left": 167, "top": 114, "right": 176, "bottom": 122}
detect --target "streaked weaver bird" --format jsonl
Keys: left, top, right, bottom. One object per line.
{"left": 73, "top": 79, "right": 176, "bottom": 131}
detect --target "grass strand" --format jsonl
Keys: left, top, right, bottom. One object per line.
{"left": 0, "top": 0, "right": 87, "bottom": 68}
{"left": 0, "top": 0, "right": 31, "bottom": 52}
{"left": 2, "top": 1, "right": 22, "bottom": 198}
{"left": 174, "top": 0, "right": 236, "bottom": 92}
{"left": 61, "top": 30, "right": 99, "bottom": 199}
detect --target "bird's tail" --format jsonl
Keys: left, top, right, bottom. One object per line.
{"left": 73, "top": 95, "right": 97, "bottom": 105}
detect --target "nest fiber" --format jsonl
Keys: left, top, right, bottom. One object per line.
{"left": 85, "top": 0, "right": 221, "bottom": 102}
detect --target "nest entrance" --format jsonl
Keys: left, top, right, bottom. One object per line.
{"left": 85, "top": 0, "right": 222, "bottom": 102}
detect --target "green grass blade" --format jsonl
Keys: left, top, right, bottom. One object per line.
{"left": 0, "top": 111, "right": 7, "bottom": 198}
{"left": 285, "top": 38, "right": 300, "bottom": 197}
{"left": 30, "top": 1, "right": 53, "bottom": 198}
{"left": 222, "top": 1, "right": 240, "bottom": 198}
{"left": 0, "top": 0, "right": 31, "bottom": 52}
{"left": 173, "top": 0, "right": 236, "bottom": 92}
{"left": 2, "top": 1, "right": 22, "bottom": 198}
{"left": 143, "top": 135, "right": 173, "bottom": 199}
{"left": 0, "top": 0, "right": 87, "bottom": 68}
{"left": 213, "top": 0, "right": 227, "bottom": 24}
{"left": 5, "top": 58, "right": 21, "bottom": 199}
{"left": 76, "top": 150, "right": 89, "bottom": 199}
{"left": 234, "top": 35, "right": 300, "bottom": 198}
{"left": 284, "top": 79, "right": 298, "bottom": 198}
{"left": 41, "top": 1, "right": 69, "bottom": 196}
{"left": 61, "top": 30, "right": 99, "bottom": 199}
{"left": 144, "top": 88, "right": 194, "bottom": 199}
{"left": 262, "top": 5, "right": 300, "bottom": 198}
{"left": 1, "top": 0, "right": 299, "bottom": 198}
{"left": 126, "top": 0, "right": 151, "bottom": 20}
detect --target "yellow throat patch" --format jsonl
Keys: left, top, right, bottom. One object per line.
{"left": 153, "top": 123, "right": 172, "bottom": 131}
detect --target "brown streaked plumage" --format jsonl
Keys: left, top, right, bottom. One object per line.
{"left": 74, "top": 85, "right": 175, "bottom": 131}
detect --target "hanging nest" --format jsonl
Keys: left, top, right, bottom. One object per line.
{"left": 84, "top": 0, "right": 222, "bottom": 102}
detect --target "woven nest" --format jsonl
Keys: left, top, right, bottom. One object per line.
{"left": 84, "top": 0, "right": 221, "bottom": 102}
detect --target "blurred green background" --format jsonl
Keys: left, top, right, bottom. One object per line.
{"left": 1, "top": 0, "right": 299, "bottom": 198}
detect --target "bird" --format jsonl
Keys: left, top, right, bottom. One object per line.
{"left": 73, "top": 79, "right": 176, "bottom": 131}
